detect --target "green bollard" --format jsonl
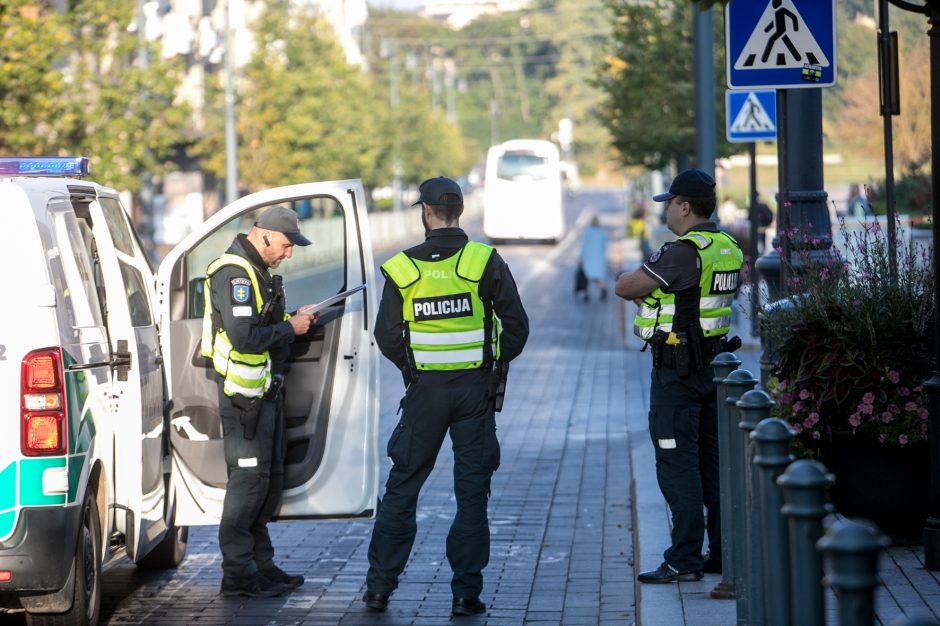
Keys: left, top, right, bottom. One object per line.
{"left": 779, "top": 460, "right": 833, "bottom": 626}
{"left": 724, "top": 369, "right": 758, "bottom": 626}
{"left": 818, "top": 518, "right": 890, "bottom": 626}
{"left": 711, "top": 352, "right": 742, "bottom": 601}
{"left": 751, "top": 416, "right": 795, "bottom": 626}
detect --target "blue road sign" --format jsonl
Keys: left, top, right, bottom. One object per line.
{"left": 726, "top": 90, "right": 777, "bottom": 143}
{"left": 726, "top": 0, "right": 836, "bottom": 89}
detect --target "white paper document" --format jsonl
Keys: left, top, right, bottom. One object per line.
{"left": 297, "top": 284, "right": 366, "bottom": 316}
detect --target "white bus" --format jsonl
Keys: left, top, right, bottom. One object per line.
{"left": 483, "top": 139, "right": 565, "bottom": 243}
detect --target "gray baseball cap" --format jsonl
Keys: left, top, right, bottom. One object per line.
{"left": 254, "top": 206, "right": 312, "bottom": 246}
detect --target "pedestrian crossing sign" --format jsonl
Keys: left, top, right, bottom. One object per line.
{"left": 726, "top": 90, "right": 777, "bottom": 143}
{"left": 726, "top": 0, "right": 836, "bottom": 89}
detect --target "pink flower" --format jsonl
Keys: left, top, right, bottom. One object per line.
{"left": 848, "top": 414, "right": 861, "bottom": 427}
{"left": 899, "top": 387, "right": 911, "bottom": 397}
{"left": 881, "top": 412, "right": 894, "bottom": 423}
{"left": 920, "top": 408, "right": 930, "bottom": 420}
{"left": 793, "top": 401, "right": 805, "bottom": 413}
{"left": 899, "top": 435, "right": 909, "bottom": 446}
{"left": 906, "top": 402, "right": 918, "bottom": 412}
{"left": 792, "top": 422, "right": 803, "bottom": 433}
{"left": 803, "top": 417, "right": 815, "bottom": 429}
{"left": 799, "top": 389, "right": 810, "bottom": 401}
{"left": 887, "top": 370, "right": 900, "bottom": 384}
{"left": 779, "top": 392, "right": 794, "bottom": 405}
{"left": 807, "top": 412, "right": 819, "bottom": 425}
{"left": 889, "top": 403, "right": 900, "bottom": 414}
{"left": 862, "top": 392, "right": 875, "bottom": 405}
{"left": 859, "top": 403, "right": 874, "bottom": 415}
{"left": 779, "top": 380, "right": 788, "bottom": 391}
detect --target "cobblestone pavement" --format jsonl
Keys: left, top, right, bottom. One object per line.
{"left": 76, "top": 188, "right": 637, "bottom": 625}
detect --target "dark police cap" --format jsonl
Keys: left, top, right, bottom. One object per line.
{"left": 254, "top": 205, "right": 312, "bottom": 246}
{"left": 652, "top": 168, "right": 716, "bottom": 203}
{"left": 412, "top": 177, "right": 463, "bottom": 206}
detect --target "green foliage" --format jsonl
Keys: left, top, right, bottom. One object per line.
{"left": 764, "top": 222, "right": 934, "bottom": 452}
{"left": 597, "top": 0, "right": 735, "bottom": 170}
{"left": 0, "top": 0, "right": 188, "bottom": 192}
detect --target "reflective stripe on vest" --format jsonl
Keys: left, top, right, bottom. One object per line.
{"left": 201, "top": 253, "right": 272, "bottom": 397}
{"left": 382, "top": 241, "right": 499, "bottom": 371}
{"left": 633, "top": 230, "right": 743, "bottom": 340}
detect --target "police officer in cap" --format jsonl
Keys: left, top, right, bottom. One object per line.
{"left": 614, "top": 169, "right": 743, "bottom": 583}
{"left": 203, "top": 205, "right": 315, "bottom": 597}
{"left": 363, "top": 177, "right": 528, "bottom": 616}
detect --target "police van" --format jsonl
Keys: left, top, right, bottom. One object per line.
{"left": 0, "top": 157, "right": 379, "bottom": 625}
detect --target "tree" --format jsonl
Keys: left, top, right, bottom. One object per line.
{"left": 597, "top": 0, "right": 733, "bottom": 170}
{"left": 0, "top": 0, "right": 188, "bottom": 192}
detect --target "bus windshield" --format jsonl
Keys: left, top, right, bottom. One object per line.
{"left": 497, "top": 152, "right": 548, "bottom": 181}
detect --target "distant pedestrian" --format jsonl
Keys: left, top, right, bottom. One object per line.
{"left": 628, "top": 205, "right": 653, "bottom": 259}
{"left": 363, "top": 177, "right": 529, "bottom": 617}
{"left": 579, "top": 215, "right": 608, "bottom": 302}
{"left": 848, "top": 183, "right": 873, "bottom": 219}
{"left": 614, "top": 168, "right": 743, "bottom": 584}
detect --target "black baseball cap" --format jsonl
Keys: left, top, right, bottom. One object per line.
{"left": 254, "top": 205, "right": 312, "bottom": 246}
{"left": 412, "top": 177, "right": 463, "bottom": 206}
{"left": 652, "top": 168, "right": 717, "bottom": 203}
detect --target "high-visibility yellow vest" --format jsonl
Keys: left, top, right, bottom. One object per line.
{"left": 201, "top": 253, "right": 272, "bottom": 398}
{"left": 634, "top": 230, "right": 743, "bottom": 341}
{"left": 382, "top": 241, "right": 500, "bottom": 371}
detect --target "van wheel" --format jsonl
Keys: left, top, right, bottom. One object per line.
{"left": 136, "top": 522, "right": 188, "bottom": 569}
{"left": 27, "top": 492, "right": 101, "bottom": 626}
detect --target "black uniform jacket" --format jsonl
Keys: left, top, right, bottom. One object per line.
{"left": 374, "top": 228, "right": 529, "bottom": 386}
{"left": 208, "top": 234, "right": 294, "bottom": 371}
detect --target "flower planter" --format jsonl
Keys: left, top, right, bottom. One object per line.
{"left": 822, "top": 433, "right": 929, "bottom": 544}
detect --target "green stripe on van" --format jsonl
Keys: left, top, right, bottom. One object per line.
{"left": 19, "top": 458, "right": 66, "bottom": 506}
{"left": 0, "top": 462, "right": 16, "bottom": 539}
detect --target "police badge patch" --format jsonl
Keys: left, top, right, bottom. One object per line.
{"left": 231, "top": 277, "right": 251, "bottom": 303}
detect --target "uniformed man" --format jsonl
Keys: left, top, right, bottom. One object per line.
{"left": 203, "top": 205, "right": 315, "bottom": 597}
{"left": 614, "top": 169, "right": 743, "bottom": 583}
{"left": 362, "top": 177, "right": 529, "bottom": 616}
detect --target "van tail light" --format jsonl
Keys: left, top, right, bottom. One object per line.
{"left": 21, "top": 348, "right": 67, "bottom": 456}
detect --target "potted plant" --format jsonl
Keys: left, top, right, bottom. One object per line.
{"left": 762, "top": 220, "right": 934, "bottom": 541}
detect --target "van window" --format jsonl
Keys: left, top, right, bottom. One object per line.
{"left": 119, "top": 261, "right": 153, "bottom": 327}
{"left": 184, "top": 197, "right": 346, "bottom": 319}
{"left": 98, "top": 197, "right": 136, "bottom": 257}
{"left": 47, "top": 200, "right": 104, "bottom": 330}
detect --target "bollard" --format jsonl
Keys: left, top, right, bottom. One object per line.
{"left": 751, "top": 416, "right": 795, "bottom": 626}
{"left": 818, "top": 518, "right": 890, "bottom": 626}
{"left": 723, "top": 369, "right": 759, "bottom": 625}
{"left": 711, "top": 351, "right": 742, "bottom": 600}
{"left": 735, "top": 379, "right": 766, "bottom": 626}
{"left": 779, "top": 460, "right": 833, "bottom": 626}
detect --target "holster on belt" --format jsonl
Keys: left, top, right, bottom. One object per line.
{"left": 232, "top": 394, "right": 262, "bottom": 440}
{"left": 648, "top": 331, "right": 668, "bottom": 369}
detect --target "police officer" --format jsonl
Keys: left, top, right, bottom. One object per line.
{"left": 362, "top": 177, "right": 529, "bottom": 616}
{"left": 203, "top": 205, "right": 315, "bottom": 597}
{"left": 614, "top": 169, "right": 743, "bottom": 583}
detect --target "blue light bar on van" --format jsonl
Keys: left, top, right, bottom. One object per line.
{"left": 0, "top": 157, "right": 90, "bottom": 177}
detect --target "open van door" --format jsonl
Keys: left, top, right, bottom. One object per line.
{"left": 83, "top": 189, "right": 168, "bottom": 560}
{"left": 156, "top": 181, "right": 379, "bottom": 526}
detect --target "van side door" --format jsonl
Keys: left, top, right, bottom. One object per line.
{"left": 85, "top": 190, "right": 167, "bottom": 561}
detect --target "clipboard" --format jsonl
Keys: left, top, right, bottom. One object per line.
{"left": 297, "top": 284, "right": 366, "bottom": 316}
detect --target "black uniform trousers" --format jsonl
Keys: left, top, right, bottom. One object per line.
{"left": 217, "top": 388, "right": 286, "bottom": 581}
{"left": 366, "top": 379, "right": 500, "bottom": 599}
{"left": 648, "top": 364, "right": 721, "bottom": 573}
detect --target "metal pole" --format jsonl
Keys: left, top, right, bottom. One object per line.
{"left": 779, "top": 460, "right": 832, "bottom": 626}
{"left": 879, "top": 0, "right": 899, "bottom": 279}
{"left": 734, "top": 374, "right": 764, "bottom": 626}
{"left": 748, "top": 142, "right": 759, "bottom": 337}
{"left": 711, "top": 353, "right": 743, "bottom": 600}
{"left": 694, "top": 1, "right": 716, "bottom": 179}
{"left": 922, "top": 0, "right": 940, "bottom": 572}
{"left": 750, "top": 417, "right": 794, "bottom": 626}
{"left": 724, "top": 369, "right": 758, "bottom": 625}
{"left": 818, "top": 519, "right": 889, "bottom": 626}
{"left": 224, "top": 0, "right": 238, "bottom": 204}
